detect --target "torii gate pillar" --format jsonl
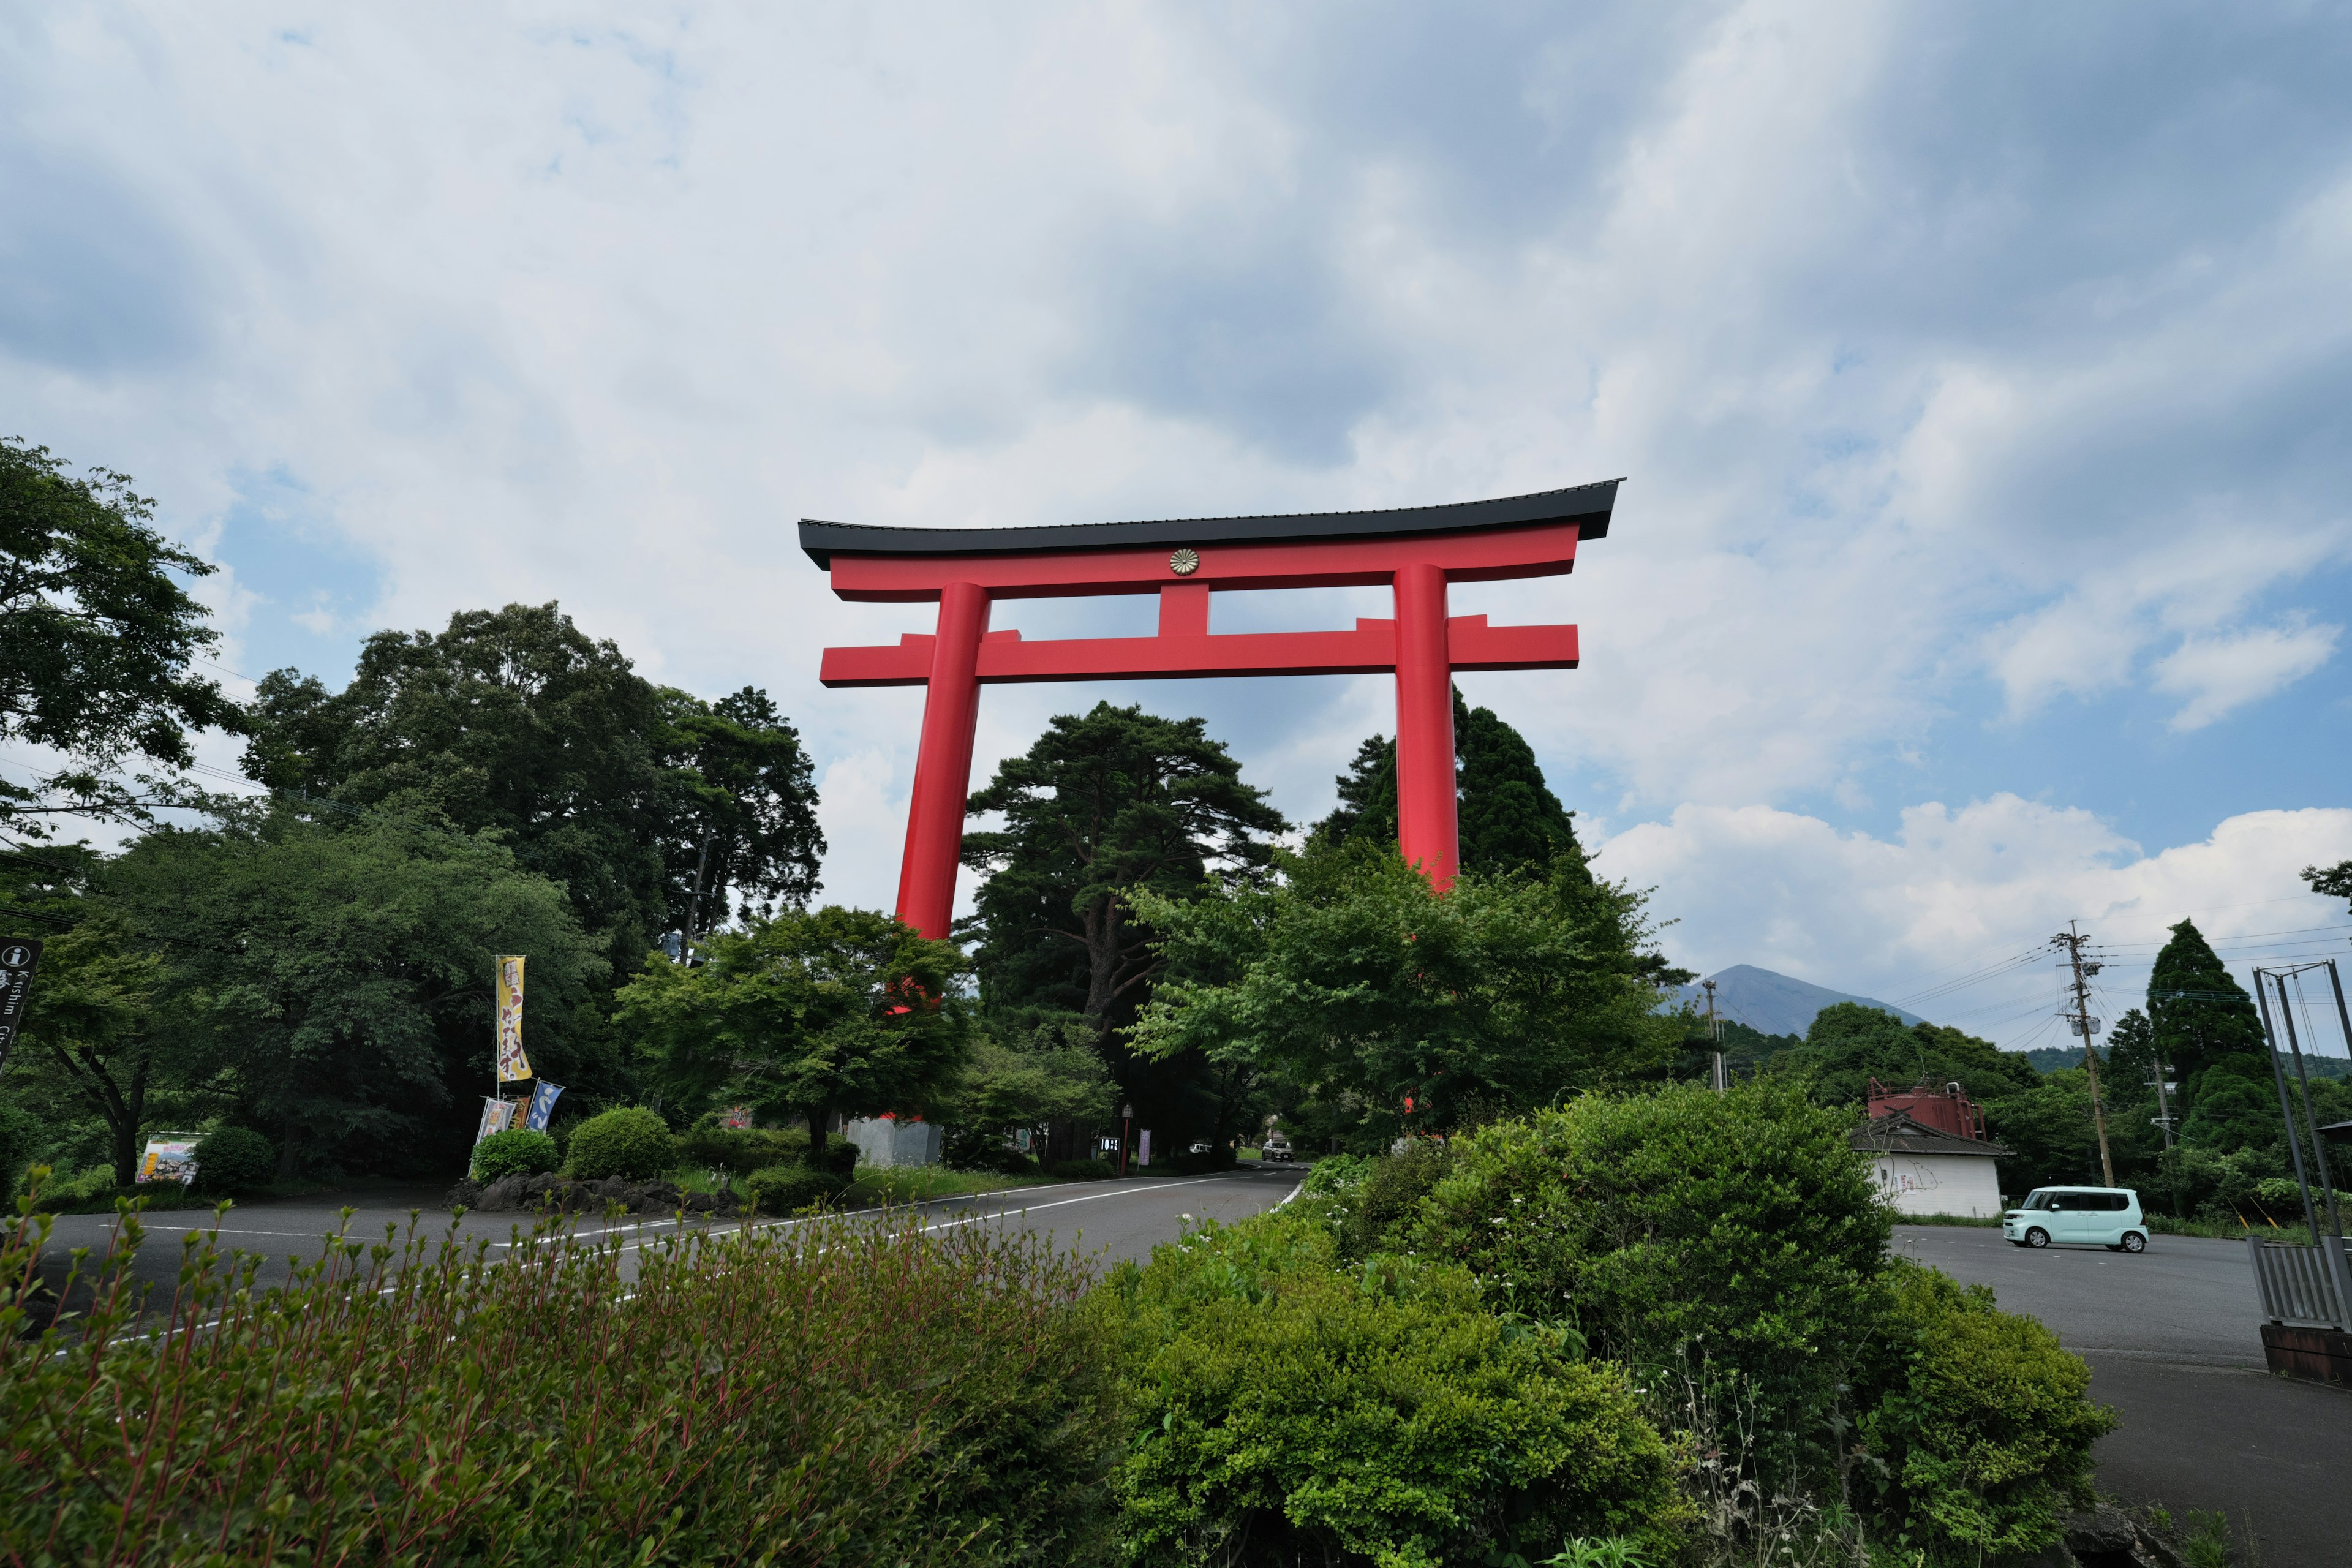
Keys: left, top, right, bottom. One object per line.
{"left": 801, "top": 482, "right": 1619, "bottom": 940}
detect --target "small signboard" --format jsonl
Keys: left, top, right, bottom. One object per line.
{"left": 138, "top": 1136, "right": 200, "bottom": 1186}
{"left": 0, "top": 938, "right": 43, "bottom": 1074}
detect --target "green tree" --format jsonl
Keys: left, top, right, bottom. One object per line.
{"left": 1455, "top": 694, "right": 1583, "bottom": 878}
{"left": 112, "top": 807, "right": 603, "bottom": 1179}
{"left": 1779, "top": 1001, "right": 2040, "bottom": 1107}
{"left": 15, "top": 905, "right": 168, "bottom": 1186}
{"left": 961, "top": 703, "right": 1286, "bottom": 1036}
{"left": 657, "top": 685, "right": 825, "bottom": 945}
{"left": 2304, "top": 859, "right": 2352, "bottom": 913}
{"left": 1305, "top": 689, "right": 1583, "bottom": 880}
{"left": 939, "top": 1012, "right": 1117, "bottom": 1155}
{"left": 0, "top": 440, "right": 241, "bottom": 834}
{"left": 243, "top": 603, "right": 671, "bottom": 963}
{"left": 2146, "top": 920, "right": 2272, "bottom": 1150}
{"left": 617, "top": 907, "right": 970, "bottom": 1164}
{"left": 1128, "top": 844, "right": 1680, "bottom": 1140}
{"left": 1985, "top": 1069, "right": 2105, "bottom": 1194}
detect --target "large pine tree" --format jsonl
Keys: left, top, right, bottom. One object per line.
{"left": 960, "top": 701, "right": 1286, "bottom": 1035}
{"left": 2147, "top": 919, "right": 2274, "bottom": 1150}
{"left": 1306, "top": 688, "right": 1583, "bottom": 879}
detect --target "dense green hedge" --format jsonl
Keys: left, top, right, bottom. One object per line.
{"left": 0, "top": 1202, "right": 1118, "bottom": 1564}
{"left": 745, "top": 1163, "right": 849, "bottom": 1213}
{"left": 564, "top": 1106, "right": 673, "bottom": 1181}
{"left": 1052, "top": 1158, "right": 1116, "bottom": 1180}
{"left": 1101, "top": 1207, "right": 1687, "bottom": 1566}
{"left": 677, "top": 1120, "right": 807, "bottom": 1175}
{"left": 470, "top": 1128, "right": 559, "bottom": 1183}
{"left": 1856, "top": 1260, "right": 2115, "bottom": 1556}
{"left": 192, "top": 1126, "right": 276, "bottom": 1194}
{"left": 1412, "top": 1080, "right": 1890, "bottom": 1462}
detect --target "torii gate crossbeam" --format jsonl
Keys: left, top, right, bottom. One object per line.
{"left": 800, "top": 481, "right": 1617, "bottom": 940}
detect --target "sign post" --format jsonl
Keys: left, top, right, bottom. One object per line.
{"left": 0, "top": 940, "right": 43, "bottom": 1077}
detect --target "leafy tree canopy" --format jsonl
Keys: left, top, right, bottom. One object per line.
{"left": 1307, "top": 688, "right": 1584, "bottom": 881}
{"left": 0, "top": 440, "right": 241, "bottom": 834}
{"left": 657, "top": 684, "right": 824, "bottom": 940}
{"left": 243, "top": 603, "right": 822, "bottom": 967}
{"left": 106, "top": 804, "right": 603, "bottom": 1180}
{"left": 959, "top": 701, "right": 1286, "bottom": 1036}
{"left": 616, "top": 906, "right": 970, "bottom": 1160}
{"left": 1779, "top": 1001, "right": 2039, "bottom": 1107}
{"left": 2305, "top": 859, "right": 2352, "bottom": 913}
{"left": 1128, "top": 843, "right": 1681, "bottom": 1140}
{"left": 938, "top": 1011, "right": 1117, "bottom": 1146}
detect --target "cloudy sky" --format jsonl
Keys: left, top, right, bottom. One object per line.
{"left": 7, "top": 3, "right": 2351, "bottom": 1050}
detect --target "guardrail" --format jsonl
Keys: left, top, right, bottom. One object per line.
{"left": 2248, "top": 1235, "right": 2352, "bottom": 1329}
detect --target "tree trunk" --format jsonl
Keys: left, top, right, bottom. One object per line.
{"left": 277, "top": 1120, "right": 300, "bottom": 1183}
{"left": 111, "top": 1111, "right": 138, "bottom": 1189}
{"left": 805, "top": 1104, "right": 830, "bottom": 1166}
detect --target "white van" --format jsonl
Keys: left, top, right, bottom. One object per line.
{"left": 2003, "top": 1187, "right": 2147, "bottom": 1253}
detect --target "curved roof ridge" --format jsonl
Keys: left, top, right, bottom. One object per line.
{"left": 798, "top": 480, "right": 1622, "bottom": 567}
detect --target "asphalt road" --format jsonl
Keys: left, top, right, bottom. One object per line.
{"left": 25, "top": 1165, "right": 1308, "bottom": 1312}
{"left": 1896, "top": 1225, "right": 2351, "bottom": 1564}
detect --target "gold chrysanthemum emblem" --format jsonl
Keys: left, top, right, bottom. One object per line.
{"left": 1170, "top": 548, "right": 1200, "bottom": 576}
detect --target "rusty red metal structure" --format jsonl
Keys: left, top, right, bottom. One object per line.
{"left": 1866, "top": 1077, "right": 1991, "bottom": 1142}
{"left": 800, "top": 481, "right": 1618, "bottom": 940}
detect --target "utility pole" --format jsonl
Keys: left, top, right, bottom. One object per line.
{"left": 2053, "top": 922, "right": 2114, "bottom": 1187}
{"left": 2148, "top": 1057, "right": 2175, "bottom": 1151}
{"left": 1702, "top": 977, "right": 1725, "bottom": 1095}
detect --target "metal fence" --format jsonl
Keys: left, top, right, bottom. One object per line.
{"left": 2248, "top": 1235, "right": 2352, "bottom": 1329}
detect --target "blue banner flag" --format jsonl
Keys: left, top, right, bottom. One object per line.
{"left": 524, "top": 1079, "right": 565, "bottom": 1133}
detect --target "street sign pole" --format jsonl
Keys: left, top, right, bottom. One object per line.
{"left": 0, "top": 940, "right": 44, "bottom": 1079}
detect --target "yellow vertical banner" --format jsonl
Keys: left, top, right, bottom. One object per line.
{"left": 494, "top": 956, "right": 531, "bottom": 1082}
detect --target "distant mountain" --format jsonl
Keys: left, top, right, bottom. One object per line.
{"left": 1668, "top": 964, "right": 1928, "bottom": 1039}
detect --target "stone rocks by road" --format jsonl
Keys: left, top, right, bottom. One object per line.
{"left": 447, "top": 1172, "right": 744, "bottom": 1217}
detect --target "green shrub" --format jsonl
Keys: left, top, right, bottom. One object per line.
{"left": 28, "top": 1164, "right": 124, "bottom": 1212}
{"left": 957, "top": 1145, "right": 1039, "bottom": 1177}
{"left": 1336, "top": 1139, "right": 1452, "bottom": 1261}
{"left": 193, "top": 1128, "right": 277, "bottom": 1195}
{"left": 677, "top": 1119, "right": 806, "bottom": 1175}
{"left": 1052, "top": 1158, "right": 1116, "bottom": 1180}
{"left": 746, "top": 1163, "right": 849, "bottom": 1213}
{"left": 1103, "top": 1207, "right": 1687, "bottom": 1566}
{"left": 470, "top": 1128, "right": 559, "bottom": 1183}
{"left": 0, "top": 1201, "right": 1119, "bottom": 1564}
{"left": 1855, "top": 1260, "right": 2116, "bottom": 1557}
{"left": 0, "top": 1105, "right": 39, "bottom": 1193}
{"left": 564, "top": 1107, "right": 673, "bottom": 1182}
{"left": 1412, "top": 1082, "right": 1891, "bottom": 1468}
{"left": 1301, "top": 1153, "right": 1373, "bottom": 1195}
{"left": 816, "top": 1137, "right": 859, "bottom": 1177}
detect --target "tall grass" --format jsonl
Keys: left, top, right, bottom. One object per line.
{"left": 0, "top": 1180, "right": 1119, "bottom": 1566}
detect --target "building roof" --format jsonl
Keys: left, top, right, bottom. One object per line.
{"left": 1850, "top": 1110, "right": 2012, "bottom": 1160}
{"left": 797, "top": 480, "right": 1620, "bottom": 568}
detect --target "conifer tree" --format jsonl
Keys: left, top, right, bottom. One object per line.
{"left": 2147, "top": 919, "right": 2272, "bottom": 1148}
{"left": 1305, "top": 689, "right": 1583, "bottom": 879}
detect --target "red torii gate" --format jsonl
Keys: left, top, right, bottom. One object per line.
{"left": 801, "top": 481, "right": 1617, "bottom": 940}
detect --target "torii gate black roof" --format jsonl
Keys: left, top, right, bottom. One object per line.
{"left": 797, "top": 479, "right": 1619, "bottom": 569}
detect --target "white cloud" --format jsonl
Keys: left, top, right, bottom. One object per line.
{"left": 3, "top": 2, "right": 2351, "bottom": 921}
{"left": 2152, "top": 617, "right": 2341, "bottom": 731}
{"left": 1598, "top": 799, "right": 2352, "bottom": 1048}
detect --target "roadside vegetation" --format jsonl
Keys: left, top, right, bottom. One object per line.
{"left": 6, "top": 1081, "right": 2119, "bottom": 1566}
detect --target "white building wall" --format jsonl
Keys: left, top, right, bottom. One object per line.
{"left": 843, "top": 1118, "right": 942, "bottom": 1169}
{"left": 1869, "top": 1153, "right": 2004, "bottom": 1218}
